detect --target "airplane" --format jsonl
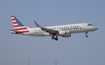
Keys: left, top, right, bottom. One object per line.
{"left": 10, "top": 16, "right": 98, "bottom": 41}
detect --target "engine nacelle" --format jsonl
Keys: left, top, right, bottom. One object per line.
{"left": 10, "top": 31, "right": 16, "bottom": 34}
{"left": 61, "top": 35, "right": 71, "bottom": 38}
{"left": 59, "top": 31, "right": 71, "bottom": 38}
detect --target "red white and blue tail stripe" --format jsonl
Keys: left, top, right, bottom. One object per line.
{"left": 11, "top": 16, "right": 29, "bottom": 33}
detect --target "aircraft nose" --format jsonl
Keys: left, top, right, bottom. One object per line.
{"left": 96, "top": 28, "right": 98, "bottom": 30}
{"left": 94, "top": 27, "right": 98, "bottom": 30}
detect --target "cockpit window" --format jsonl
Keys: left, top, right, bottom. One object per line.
{"left": 88, "top": 24, "right": 93, "bottom": 26}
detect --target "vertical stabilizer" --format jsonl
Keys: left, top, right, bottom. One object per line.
{"left": 10, "top": 16, "right": 29, "bottom": 33}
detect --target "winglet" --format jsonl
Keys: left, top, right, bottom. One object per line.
{"left": 34, "top": 21, "right": 42, "bottom": 28}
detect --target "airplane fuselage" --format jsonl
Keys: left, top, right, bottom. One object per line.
{"left": 10, "top": 16, "right": 98, "bottom": 41}
{"left": 19, "top": 23, "right": 98, "bottom": 37}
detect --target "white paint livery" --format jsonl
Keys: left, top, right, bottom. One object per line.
{"left": 10, "top": 16, "right": 98, "bottom": 41}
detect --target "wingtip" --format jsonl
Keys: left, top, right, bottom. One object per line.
{"left": 34, "top": 20, "right": 36, "bottom": 23}
{"left": 34, "top": 20, "right": 37, "bottom": 25}
{"left": 33, "top": 21, "right": 42, "bottom": 28}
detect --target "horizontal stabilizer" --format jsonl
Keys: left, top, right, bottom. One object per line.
{"left": 10, "top": 29, "right": 23, "bottom": 33}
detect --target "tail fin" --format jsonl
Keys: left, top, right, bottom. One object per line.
{"left": 11, "top": 16, "right": 24, "bottom": 27}
{"left": 10, "top": 16, "right": 29, "bottom": 33}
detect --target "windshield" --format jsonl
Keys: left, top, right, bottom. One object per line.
{"left": 88, "top": 24, "right": 93, "bottom": 26}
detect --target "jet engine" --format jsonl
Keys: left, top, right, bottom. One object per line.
{"left": 59, "top": 31, "right": 71, "bottom": 37}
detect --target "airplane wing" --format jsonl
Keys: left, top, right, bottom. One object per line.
{"left": 34, "top": 21, "right": 59, "bottom": 35}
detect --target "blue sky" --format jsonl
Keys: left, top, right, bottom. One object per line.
{"left": 0, "top": 0, "right": 105, "bottom": 65}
